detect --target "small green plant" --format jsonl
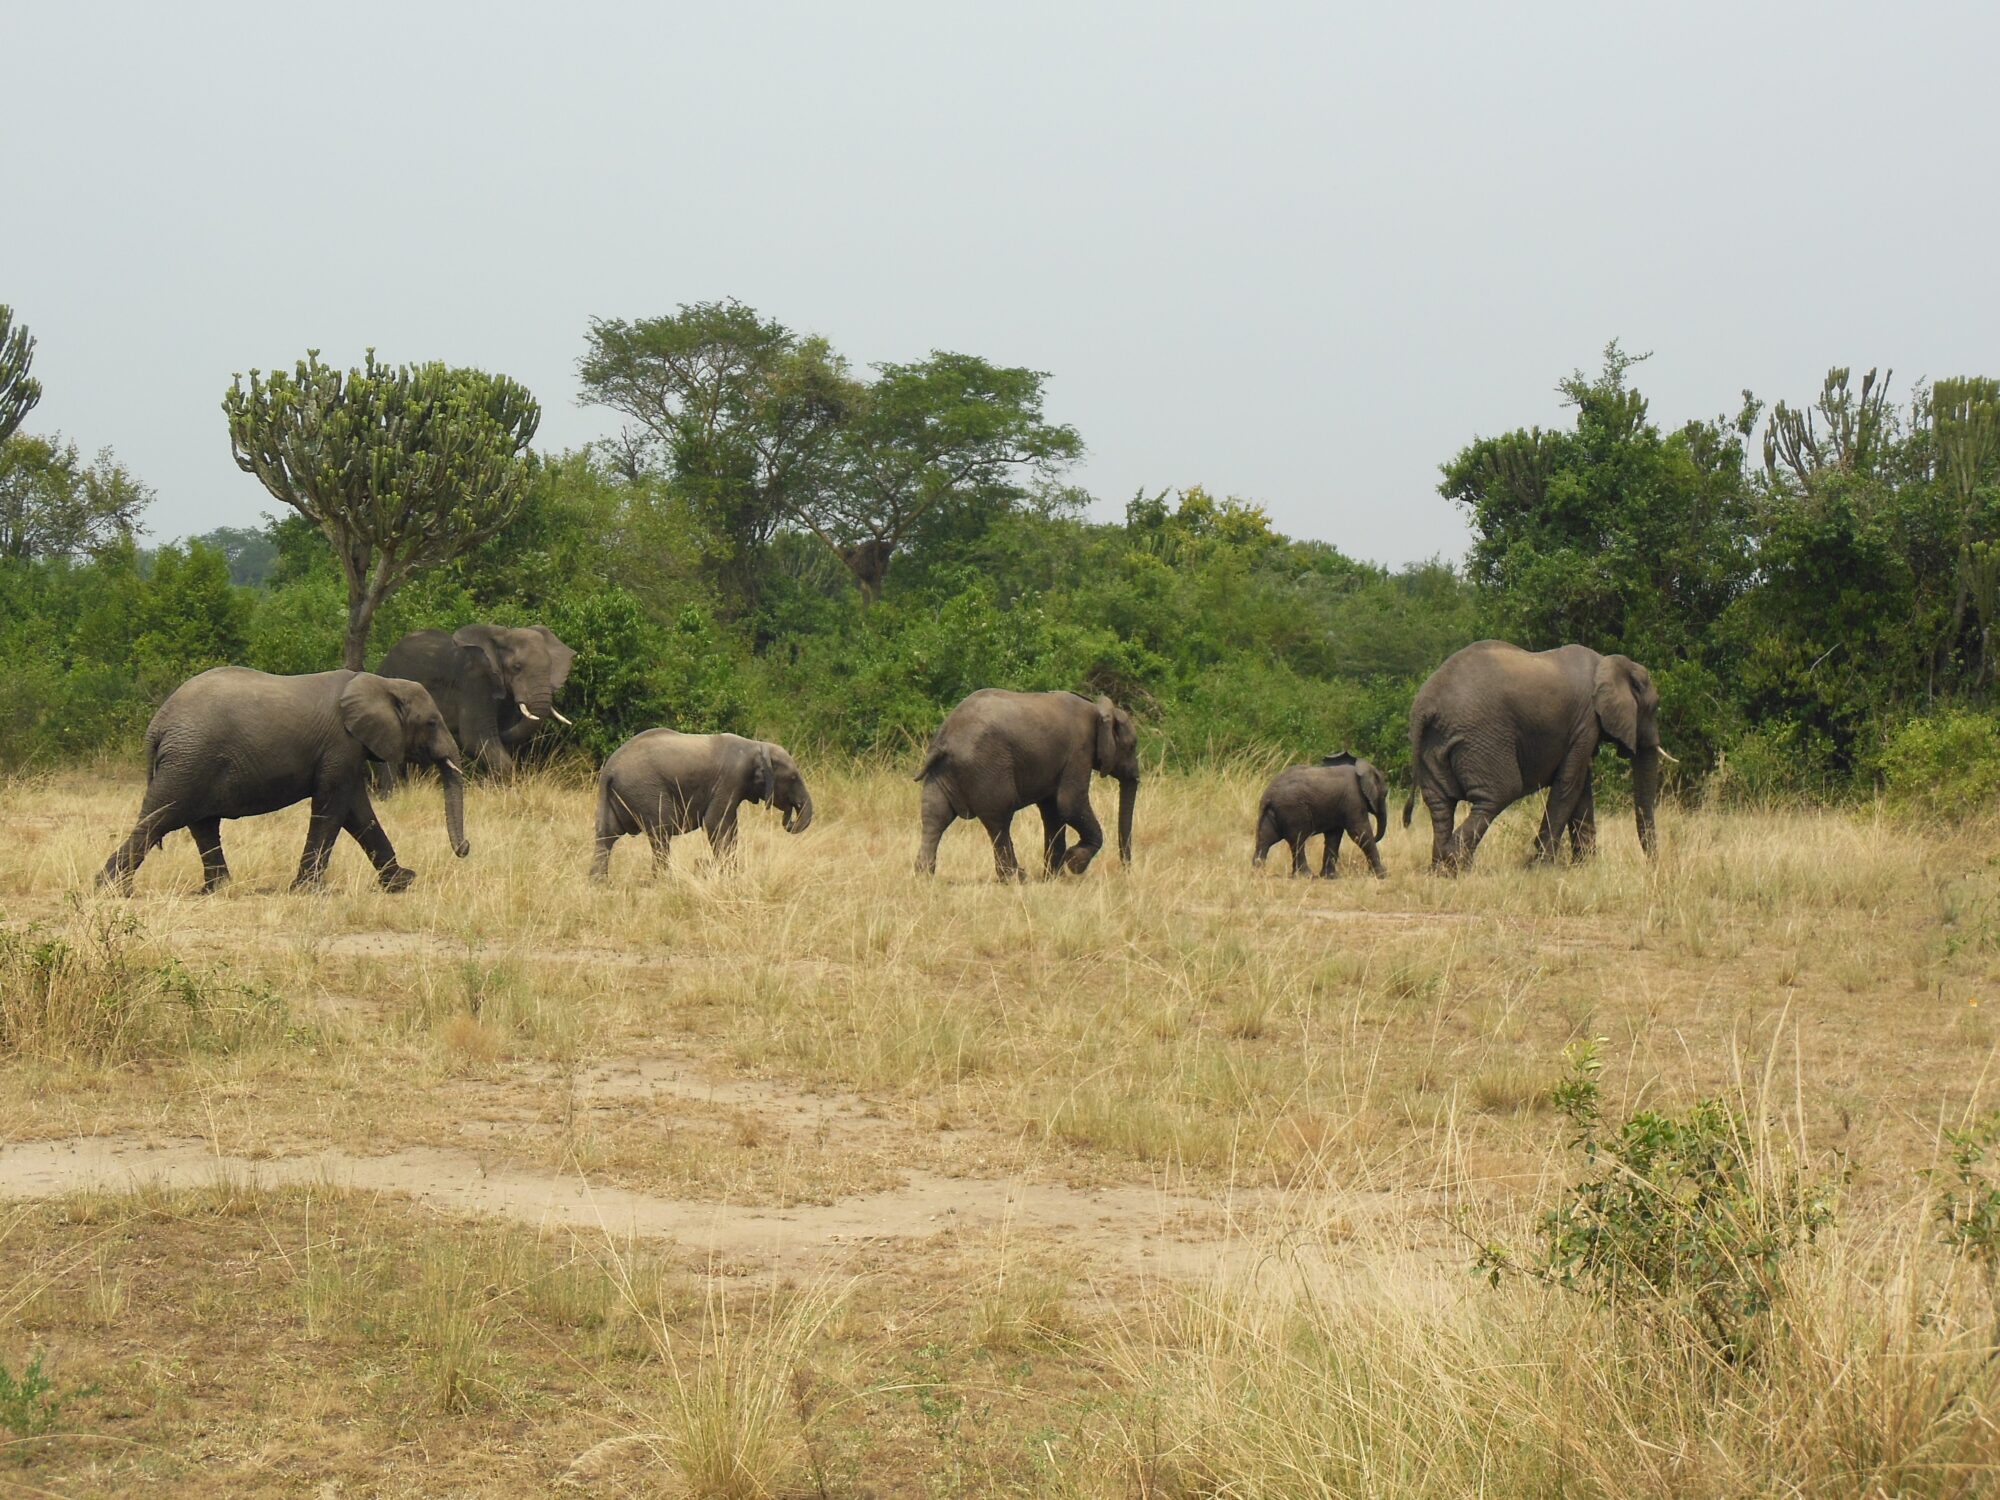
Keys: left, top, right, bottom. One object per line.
{"left": 1478, "top": 1041, "right": 1839, "bottom": 1361}
{"left": 0, "top": 1350, "right": 65, "bottom": 1437}
{"left": 1935, "top": 1110, "right": 2000, "bottom": 1284}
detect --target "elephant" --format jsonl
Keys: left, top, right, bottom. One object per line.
{"left": 375, "top": 624, "right": 575, "bottom": 782}
{"left": 1253, "top": 751, "right": 1389, "bottom": 878}
{"left": 98, "top": 667, "right": 470, "bottom": 894}
{"left": 590, "top": 729, "right": 813, "bottom": 877}
{"left": 915, "top": 689, "right": 1139, "bottom": 879}
{"left": 1403, "top": 640, "right": 1668, "bottom": 872}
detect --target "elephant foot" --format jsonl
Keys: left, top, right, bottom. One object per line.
{"left": 1061, "top": 848, "right": 1095, "bottom": 876}
{"left": 95, "top": 871, "right": 135, "bottom": 898}
{"left": 199, "top": 875, "right": 230, "bottom": 895}
{"left": 378, "top": 865, "right": 417, "bottom": 893}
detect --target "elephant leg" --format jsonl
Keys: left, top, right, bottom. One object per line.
{"left": 341, "top": 800, "right": 413, "bottom": 891}
{"left": 646, "top": 825, "right": 673, "bottom": 872}
{"left": 1038, "top": 798, "right": 1068, "bottom": 877}
{"left": 1320, "top": 828, "right": 1345, "bottom": 878}
{"left": 1349, "top": 817, "right": 1386, "bottom": 878}
{"left": 99, "top": 802, "right": 176, "bottom": 894}
{"left": 1423, "top": 792, "right": 1458, "bottom": 872}
{"left": 1253, "top": 811, "right": 1280, "bottom": 869}
{"left": 1532, "top": 749, "right": 1596, "bottom": 866}
{"left": 1060, "top": 796, "right": 1104, "bottom": 875}
{"left": 590, "top": 831, "right": 619, "bottom": 883}
{"left": 1447, "top": 802, "right": 1500, "bottom": 872}
{"left": 291, "top": 797, "right": 344, "bottom": 891}
{"left": 1288, "top": 837, "right": 1308, "bottom": 876}
{"left": 189, "top": 818, "right": 230, "bottom": 893}
{"left": 982, "top": 812, "right": 1026, "bottom": 882}
{"left": 705, "top": 808, "right": 741, "bottom": 863}
{"left": 372, "top": 760, "right": 400, "bottom": 798}
{"left": 1567, "top": 774, "right": 1598, "bottom": 861}
{"left": 915, "top": 781, "right": 954, "bottom": 875}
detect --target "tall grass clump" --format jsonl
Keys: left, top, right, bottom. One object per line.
{"left": 0, "top": 909, "right": 285, "bottom": 1062}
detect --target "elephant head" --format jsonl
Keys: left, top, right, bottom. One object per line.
{"left": 452, "top": 624, "right": 576, "bottom": 729}
{"left": 1094, "top": 695, "right": 1141, "bottom": 863}
{"left": 767, "top": 746, "right": 814, "bottom": 834}
{"left": 1592, "top": 655, "right": 1662, "bottom": 857}
{"left": 340, "top": 674, "right": 471, "bottom": 859}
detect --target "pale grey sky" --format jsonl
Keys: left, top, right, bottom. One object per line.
{"left": 8, "top": 1, "right": 1995, "bottom": 566}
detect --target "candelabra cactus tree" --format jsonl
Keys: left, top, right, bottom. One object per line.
{"left": 0, "top": 305, "right": 41, "bottom": 446}
{"left": 223, "top": 352, "right": 541, "bottom": 669}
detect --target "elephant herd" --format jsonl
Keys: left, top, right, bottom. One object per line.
{"left": 93, "top": 625, "right": 1667, "bottom": 894}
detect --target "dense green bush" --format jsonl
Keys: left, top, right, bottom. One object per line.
{"left": 1879, "top": 710, "right": 2000, "bottom": 817}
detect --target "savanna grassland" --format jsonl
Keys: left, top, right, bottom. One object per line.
{"left": 1, "top": 765, "right": 1998, "bottom": 1496}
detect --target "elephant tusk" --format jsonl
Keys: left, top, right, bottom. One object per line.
{"left": 549, "top": 707, "right": 573, "bottom": 726}
{"left": 517, "top": 703, "right": 542, "bottom": 722}
{"left": 444, "top": 760, "right": 462, "bottom": 775}
{"left": 1657, "top": 748, "right": 1681, "bottom": 764}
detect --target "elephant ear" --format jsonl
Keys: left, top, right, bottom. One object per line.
{"left": 530, "top": 626, "right": 576, "bottom": 694}
{"left": 1320, "top": 750, "right": 1358, "bottom": 768}
{"left": 452, "top": 626, "right": 508, "bottom": 700}
{"left": 1094, "top": 696, "right": 1117, "bottom": 771}
{"left": 339, "top": 674, "right": 406, "bottom": 764}
{"left": 749, "top": 742, "right": 775, "bottom": 803}
{"left": 1593, "top": 656, "right": 1642, "bottom": 754}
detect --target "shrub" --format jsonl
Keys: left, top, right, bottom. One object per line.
{"left": 1879, "top": 710, "right": 2000, "bottom": 819}
{"left": 1479, "top": 1042, "right": 1840, "bottom": 1361}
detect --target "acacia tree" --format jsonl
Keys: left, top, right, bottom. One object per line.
{"left": 809, "top": 353, "right": 1081, "bottom": 600}
{"left": 577, "top": 301, "right": 853, "bottom": 610}
{"left": 223, "top": 351, "right": 540, "bottom": 669}
{"left": 0, "top": 305, "right": 41, "bottom": 446}
{"left": 0, "top": 435, "right": 152, "bottom": 561}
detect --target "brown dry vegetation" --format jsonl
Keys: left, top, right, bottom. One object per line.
{"left": 0, "top": 763, "right": 1997, "bottom": 1495}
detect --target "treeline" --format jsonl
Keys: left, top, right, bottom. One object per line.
{"left": 2, "top": 301, "right": 1997, "bottom": 804}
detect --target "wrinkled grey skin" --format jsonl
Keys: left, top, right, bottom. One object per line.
{"left": 1254, "top": 752, "right": 1389, "bottom": 878}
{"left": 591, "top": 730, "right": 813, "bottom": 877}
{"left": 98, "top": 667, "right": 469, "bottom": 894}
{"left": 1404, "top": 641, "right": 1662, "bottom": 873}
{"left": 376, "top": 624, "right": 575, "bottom": 783}
{"left": 915, "top": 689, "right": 1140, "bottom": 879}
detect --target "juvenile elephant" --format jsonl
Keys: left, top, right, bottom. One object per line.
{"left": 915, "top": 689, "right": 1139, "bottom": 879}
{"left": 376, "top": 624, "right": 575, "bottom": 780}
{"left": 1254, "top": 752, "right": 1389, "bottom": 878}
{"left": 98, "top": 668, "right": 470, "bottom": 894}
{"left": 1404, "top": 640, "right": 1668, "bottom": 872}
{"left": 591, "top": 730, "right": 813, "bottom": 877}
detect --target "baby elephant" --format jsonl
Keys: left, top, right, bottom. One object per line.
{"left": 1253, "top": 752, "right": 1389, "bottom": 878}
{"left": 592, "top": 729, "right": 812, "bottom": 878}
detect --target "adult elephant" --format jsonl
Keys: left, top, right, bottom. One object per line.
{"left": 1404, "top": 641, "right": 1668, "bottom": 872}
{"left": 915, "top": 689, "right": 1139, "bottom": 879}
{"left": 590, "top": 730, "right": 813, "bottom": 877}
{"left": 98, "top": 668, "right": 470, "bottom": 894}
{"left": 375, "top": 624, "right": 575, "bottom": 780}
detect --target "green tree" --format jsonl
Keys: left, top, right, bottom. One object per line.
{"left": 188, "top": 524, "right": 280, "bottom": 586}
{"left": 816, "top": 353, "right": 1081, "bottom": 601}
{"left": 578, "top": 302, "right": 852, "bottom": 613}
{"left": 0, "top": 306, "right": 39, "bottom": 446}
{"left": 222, "top": 351, "right": 541, "bottom": 669}
{"left": 0, "top": 435, "right": 152, "bottom": 561}
{"left": 132, "top": 542, "right": 252, "bottom": 692}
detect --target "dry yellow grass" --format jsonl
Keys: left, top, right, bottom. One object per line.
{"left": 0, "top": 762, "right": 1996, "bottom": 1493}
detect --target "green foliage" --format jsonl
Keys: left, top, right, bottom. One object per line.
{"left": 1879, "top": 710, "right": 2000, "bottom": 817}
{"left": 0, "top": 433, "right": 151, "bottom": 561}
{"left": 1479, "top": 1042, "right": 1840, "bottom": 1362}
{"left": 0, "top": 1349, "right": 63, "bottom": 1438}
{"left": 1935, "top": 1111, "right": 2000, "bottom": 1284}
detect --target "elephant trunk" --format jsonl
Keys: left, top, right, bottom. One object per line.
{"left": 442, "top": 762, "right": 471, "bottom": 858}
{"left": 1117, "top": 777, "right": 1138, "bottom": 865}
{"left": 1632, "top": 745, "right": 1661, "bottom": 859}
{"left": 785, "top": 787, "right": 814, "bottom": 835}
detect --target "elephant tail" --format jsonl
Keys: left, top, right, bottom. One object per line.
{"left": 1402, "top": 791, "right": 1415, "bottom": 828}
{"left": 914, "top": 746, "right": 947, "bottom": 783}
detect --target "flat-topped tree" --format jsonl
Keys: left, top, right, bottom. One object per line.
{"left": 0, "top": 305, "right": 42, "bottom": 445}
{"left": 224, "top": 352, "right": 540, "bottom": 669}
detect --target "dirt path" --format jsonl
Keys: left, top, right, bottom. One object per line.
{"left": 0, "top": 1133, "right": 1291, "bottom": 1279}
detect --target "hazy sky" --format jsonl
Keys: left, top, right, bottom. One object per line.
{"left": 9, "top": 2, "right": 1995, "bottom": 566}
